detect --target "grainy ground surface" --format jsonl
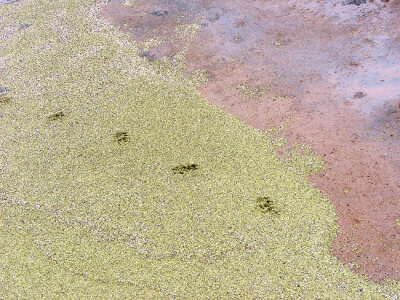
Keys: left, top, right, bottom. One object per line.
{"left": 0, "top": 0, "right": 399, "bottom": 298}
{"left": 102, "top": 0, "right": 400, "bottom": 281}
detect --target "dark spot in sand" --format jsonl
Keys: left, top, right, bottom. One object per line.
{"left": 207, "top": 13, "right": 221, "bottom": 22}
{"left": 235, "top": 20, "right": 246, "bottom": 28}
{"left": 114, "top": 131, "right": 129, "bottom": 143}
{"left": 363, "top": 38, "right": 374, "bottom": 45}
{"left": 47, "top": 111, "right": 65, "bottom": 121}
{"left": 349, "top": 61, "right": 360, "bottom": 67}
{"left": 19, "top": 23, "right": 30, "bottom": 30}
{"left": 0, "top": 86, "right": 8, "bottom": 94}
{"left": 150, "top": 10, "right": 168, "bottom": 17}
{"left": 354, "top": 92, "right": 366, "bottom": 99}
{"left": 256, "top": 196, "right": 278, "bottom": 214}
{"left": 139, "top": 51, "right": 156, "bottom": 62}
{"left": 232, "top": 35, "right": 243, "bottom": 43}
{"left": 172, "top": 163, "right": 198, "bottom": 174}
{"left": 344, "top": 0, "right": 367, "bottom": 5}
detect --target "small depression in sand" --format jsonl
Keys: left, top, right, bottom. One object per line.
{"left": 101, "top": 0, "right": 400, "bottom": 281}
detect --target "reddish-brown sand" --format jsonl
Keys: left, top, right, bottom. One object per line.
{"left": 101, "top": 0, "right": 400, "bottom": 282}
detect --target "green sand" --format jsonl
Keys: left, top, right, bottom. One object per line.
{"left": 0, "top": 0, "right": 399, "bottom": 298}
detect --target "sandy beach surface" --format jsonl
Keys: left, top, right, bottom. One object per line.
{"left": 0, "top": 0, "right": 399, "bottom": 298}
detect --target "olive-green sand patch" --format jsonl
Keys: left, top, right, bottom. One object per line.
{"left": 0, "top": 96, "right": 11, "bottom": 104}
{"left": 255, "top": 196, "right": 279, "bottom": 214}
{"left": 0, "top": 0, "right": 399, "bottom": 298}
{"left": 47, "top": 111, "right": 65, "bottom": 121}
{"left": 114, "top": 131, "right": 129, "bottom": 143}
{"left": 172, "top": 163, "right": 198, "bottom": 174}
